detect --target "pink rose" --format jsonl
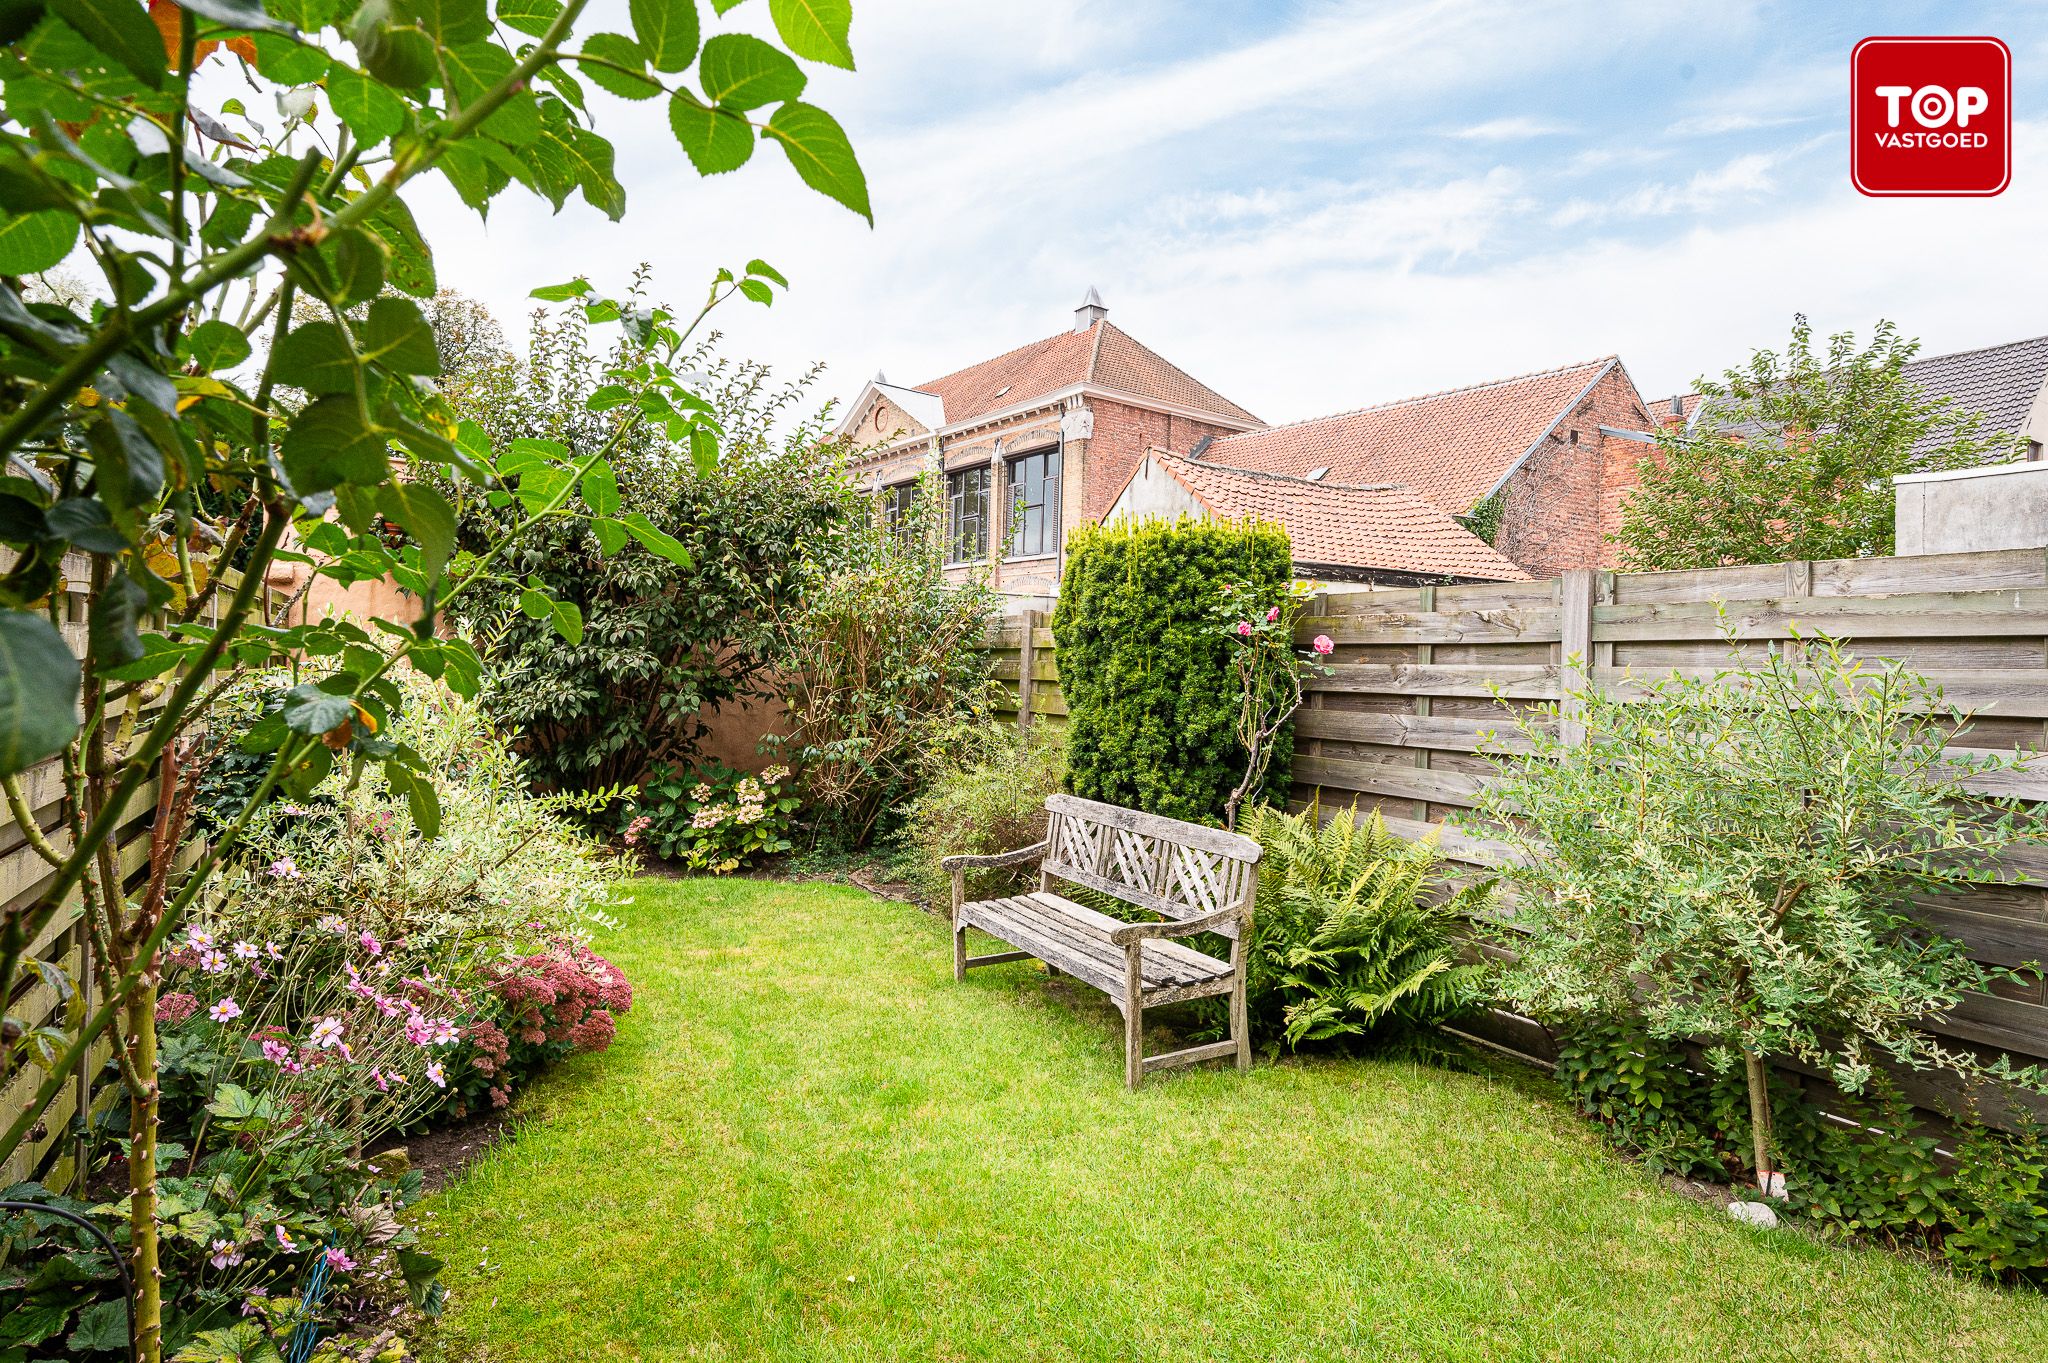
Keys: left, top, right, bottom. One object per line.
{"left": 1235, "top": 621, "right": 1252, "bottom": 637}
{"left": 1312, "top": 635, "right": 1334, "bottom": 655}
{"left": 1265, "top": 606, "right": 1280, "bottom": 622}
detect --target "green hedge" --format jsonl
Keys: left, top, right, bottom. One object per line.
{"left": 1052, "top": 516, "right": 1293, "bottom": 824}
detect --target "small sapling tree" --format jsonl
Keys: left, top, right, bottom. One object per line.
{"left": 1478, "top": 627, "right": 2048, "bottom": 1189}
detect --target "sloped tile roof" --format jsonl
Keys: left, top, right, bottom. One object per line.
{"left": 1902, "top": 334, "right": 2048, "bottom": 458}
{"left": 1198, "top": 357, "right": 1615, "bottom": 516}
{"left": 1141, "top": 449, "right": 1529, "bottom": 582}
{"left": 909, "top": 321, "right": 1260, "bottom": 429}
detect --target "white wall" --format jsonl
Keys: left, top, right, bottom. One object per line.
{"left": 1104, "top": 455, "right": 1206, "bottom": 525}
{"left": 1895, "top": 460, "right": 2048, "bottom": 555}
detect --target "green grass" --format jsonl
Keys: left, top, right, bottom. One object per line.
{"left": 423, "top": 877, "right": 2048, "bottom": 1362}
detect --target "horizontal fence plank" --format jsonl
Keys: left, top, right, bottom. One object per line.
{"left": 1595, "top": 589, "right": 2048, "bottom": 642}
{"left": 1299, "top": 607, "right": 1561, "bottom": 647}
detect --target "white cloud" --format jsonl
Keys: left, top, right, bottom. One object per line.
{"left": 1454, "top": 116, "right": 1574, "bottom": 141}
{"left": 1550, "top": 143, "right": 1818, "bottom": 226}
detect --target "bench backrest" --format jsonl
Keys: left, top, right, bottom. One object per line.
{"left": 1039, "top": 794, "right": 1262, "bottom": 940}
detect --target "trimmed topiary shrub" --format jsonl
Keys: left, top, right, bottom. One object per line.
{"left": 1052, "top": 516, "right": 1293, "bottom": 824}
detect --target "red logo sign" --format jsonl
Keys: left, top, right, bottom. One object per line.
{"left": 1852, "top": 36, "right": 2010, "bottom": 196}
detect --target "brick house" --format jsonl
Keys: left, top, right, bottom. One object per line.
{"left": 839, "top": 294, "right": 1659, "bottom": 596}
{"left": 1184, "top": 358, "right": 1658, "bottom": 581}
{"left": 833, "top": 291, "right": 1262, "bottom": 602}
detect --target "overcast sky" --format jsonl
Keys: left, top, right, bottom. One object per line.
{"left": 395, "top": 0, "right": 2046, "bottom": 427}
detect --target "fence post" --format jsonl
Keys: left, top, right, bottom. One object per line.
{"left": 1558, "top": 568, "right": 1594, "bottom": 747}
{"left": 1016, "top": 608, "right": 1039, "bottom": 732}
{"left": 1412, "top": 584, "right": 1435, "bottom": 821}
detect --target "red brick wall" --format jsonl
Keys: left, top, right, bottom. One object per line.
{"left": 1083, "top": 399, "right": 1240, "bottom": 524}
{"left": 1493, "top": 366, "right": 1654, "bottom": 577}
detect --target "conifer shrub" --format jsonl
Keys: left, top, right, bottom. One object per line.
{"left": 1052, "top": 517, "right": 1293, "bottom": 824}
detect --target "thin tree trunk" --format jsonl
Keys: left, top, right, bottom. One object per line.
{"left": 126, "top": 983, "right": 163, "bottom": 1363}
{"left": 1743, "top": 1049, "right": 1775, "bottom": 1189}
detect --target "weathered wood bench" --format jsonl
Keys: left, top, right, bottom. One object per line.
{"left": 941, "top": 793, "right": 1261, "bottom": 1089}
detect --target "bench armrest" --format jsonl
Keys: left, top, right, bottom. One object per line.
{"left": 1109, "top": 904, "right": 1246, "bottom": 944}
{"left": 940, "top": 840, "right": 1048, "bottom": 872}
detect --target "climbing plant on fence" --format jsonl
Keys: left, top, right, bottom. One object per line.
{"left": 0, "top": 1, "right": 869, "bottom": 1356}
{"left": 1052, "top": 517, "right": 1292, "bottom": 825}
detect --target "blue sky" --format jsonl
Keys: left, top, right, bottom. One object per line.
{"left": 403, "top": 0, "right": 2048, "bottom": 426}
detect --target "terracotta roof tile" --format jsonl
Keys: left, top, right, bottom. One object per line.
{"left": 909, "top": 321, "right": 1259, "bottom": 429}
{"left": 1139, "top": 449, "right": 1529, "bottom": 582}
{"left": 1200, "top": 358, "right": 1615, "bottom": 516}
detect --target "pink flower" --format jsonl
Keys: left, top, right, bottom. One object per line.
{"left": 208, "top": 997, "right": 242, "bottom": 1023}
{"left": 200, "top": 949, "right": 228, "bottom": 974}
{"left": 156, "top": 992, "right": 199, "bottom": 1025}
{"left": 275, "top": 1225, "right": 298, "bottom": 1252}
{"left": 208, "top": 1238, "right": 243, "bottom": 1269}
{"left": 1235, "top": 620, "right": 1252, "bottom": 636}
{"left": 425, "top": 1061, "right": 446, "bottom": 1088}
{"left": 265, "top": 941, "right": 283, "bottom": 959}
{"left": 262, "top": 1040, "right": 291, "bottom": 1064}
{"left": 1266, "top": 606, "right": 1280, "bottom": 622}
{"left": 231, "top": 940, "right": 258, "bottom": 960}
{"left": 371, "top": 1067, "right": 389, "bottom": 1093}
{"left": 317, "top": 915, "right": 346, "bottom": 934}
{"left": 1312, "top": 634, "right": 1334, "bottom": 656}
{"left": 267, "top": 857, "right": 300, "bottom": 879}
{"left": 185, "top": 928, "right": 215, "bottom": 950}
{"left": 324, "top": 1247, "right": 356, "bottom": 1272}
{"left": 308, "top": 1016, "right": 344, "bottom": 1049}
{"left": 358, "top": 930, "right": 382, "bottom": 957}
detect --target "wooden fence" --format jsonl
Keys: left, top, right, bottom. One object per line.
{"left": 0, "top": 554, "right": 251, "bottom": 1188}
{"left": 984, "top": 546, "right": 2048, "bottom": 1127}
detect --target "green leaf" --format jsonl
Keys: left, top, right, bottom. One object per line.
{"left": 352, "top": 0, "right": 437, "bottom": 89}
{"left": 667, "top": 93, "right": 752, "bottom": 175}
{"left": 365, "top": 194, "right": 436, "bottom": 295}
{"left": 591, "top": 517, "right": 628, "bottom": 555}
{"left": 281, "top": 682, "right": 355, "bottom": 736}
{"left": 87, "top": 568, "right": 149, "bottom": 668}
{"left": 375, "top": 481, "right": 456, "bottom": 580}
{"left": 617, "top": 511, "right": 693, "bottom": 567}
{"left": 746, "top": 258, "right": 786, "bottom": 286}
{"left": 763, "top": 102, "right": 869, "bottom": 222}
{"left": 628, "top": 0, "right": 697, "bottom": 71}
{"left": 181, "top": 319, "right": 251, "bottom": 373}
{"left": 395, "top": 0, "right": 489, "bottom": 44}
{"left": 356, "top": 296, "right": 439, "bottom": 374}
{"left": 0, "top": 209, "right": 80, "bottom": 274}
{"left": 272, "top": 319, "right": 359, "bottom": 393}
{"left": 530, "top": 279, "right": 591, "bottom": 301}
{"left": 45, "top": 498, "right": 126, "bottom": 553}
{"left": 579, "top": 459, "right": 619, "bottom": 516}
{"left": 66, "top": 1299, "right": 127, "bottom": 1353}
{"left": 280, "top": 396, "right": 392, "bottom": 493}
{"left": 767, "top": 0, "right": 851, "bottom": 69}
{"left": 204, "top": 1082, "right": 261, "bottom": 1121}
{"left": 48, "top": 0, "right": 166, "bottom": 88}
{"left": 327, "top": 63, "right": 408, "bottom": 143}
{"left": 517, "top": 586, "right": 550, "bottom": 619}
{"left": 580, "top": 32, "right": 661, "bottom": 100}
{"left": 251, "top": 32, "right": 331, "bottom": 84}
{"left": 0, "top": 612, "right": 80, "bottom": 777}
{"left": 698, "top": 33, "right": 804, "bottom": 109}
{"left": 497, "top": 0, "right": 561, "bottom": 37}
{"left": 538, "top": 115, "right": 626, "bottom": 220}
{"left": 688, "top": 424, "right": 717, "bottom": 473}
{"left": 392, "top": 761, "right": 441, "bottom": 836}
{"left": 549, "top": 597, "right": 582, "bottom": 645}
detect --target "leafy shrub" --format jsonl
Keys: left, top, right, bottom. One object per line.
{"left": 1479, "top": 629, "right": 2048, "bottom": 1183}
{"left": 767, "top": 488, "right": 1003, "bottom": 847}
{"left": 190, "top": 678, "right": 290, "bottom": 837}
{"left": 902, "top": 722, "right": 1068, "bottom": 904}
{"left": 446, "top": 288, "right": 860, "bottom": 800}
{"left": 1054, "top": 517, "right": 1293, "bottom": 824}
{"left": 1215, "top": 579, "right": 1332, "bottom": 829}
{"left": 1237, "top": 804, "right": 1489, "bottom": 1053}
{"left": 624, "top": 762, "right": 799, "bottom": 873}
{"left": 1553, "top": 1014, "right": 2048, "bottom": 1280}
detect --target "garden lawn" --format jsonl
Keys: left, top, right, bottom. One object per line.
{"left": 422, "top": 877, "right": 2048, "bottom": 1363}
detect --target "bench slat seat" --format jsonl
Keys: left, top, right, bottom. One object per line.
{"left": 943, "top": 794, "right": 1262, "bottom": 1089}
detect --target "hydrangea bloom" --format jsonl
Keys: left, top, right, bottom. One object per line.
{"left": 155, "top": 992, "right": 200, "bottom": 1025}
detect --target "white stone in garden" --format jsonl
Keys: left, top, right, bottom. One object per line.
{"left": 1728, "top": 1201, "right": 1779, "bottom": 1229}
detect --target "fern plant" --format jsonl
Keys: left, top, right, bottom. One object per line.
{"left": 1240, "top": 804, "right": 1492, "bottom": 1053}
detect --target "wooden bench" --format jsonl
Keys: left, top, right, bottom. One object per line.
{"left": 941, "top": 793, "right": 1261, "bottom": 1089}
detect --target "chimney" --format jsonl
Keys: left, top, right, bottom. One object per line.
{"left": 1073, "top": 286, "right": 1107, "bottom": 333}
